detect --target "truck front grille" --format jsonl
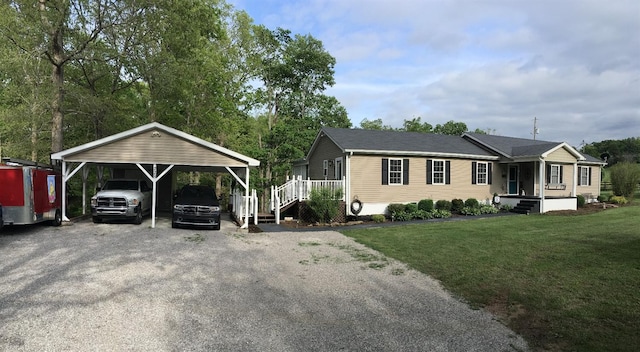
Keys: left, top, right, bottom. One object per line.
{"left": 97, "top": 197, "right": 127, "bottom": 207}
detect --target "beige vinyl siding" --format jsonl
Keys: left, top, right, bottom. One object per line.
{"left": 577, "top": 165, "right": 601, "bottom": 196}
{"left": 535, "top": 163, "right": 576, "bottom": 197}
{"left": 547, "top": 147, "right": 577, "bottom": 163}
{"left": 308, "top": 136, "right": 344, "bottom": 180}
{"left": 350, "top": 155, "right": 502, "bottom": 204}
{"left": 63, "top": 129, "right": 246, "bottom": 167}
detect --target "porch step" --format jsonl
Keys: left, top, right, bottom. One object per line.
{"left": 255, "top": 213, "right": 276, "bottom": 224}
{"left": 511, "top": 200, "right": 537, "bottom": 215}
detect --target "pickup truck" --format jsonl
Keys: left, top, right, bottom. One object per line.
{"left": 91, "top": 179, "right": 152, "bottom": 224}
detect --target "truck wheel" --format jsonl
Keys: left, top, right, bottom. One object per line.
{"left": 92, "top": 216, "right": 102, "bottom": 223}
{"left": 51, "top": 209, "right": 62, "bottom": 226}
{"left": 134, "top": 206, "right": 143, "bottom": 225}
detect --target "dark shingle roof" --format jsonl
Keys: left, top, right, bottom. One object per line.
{"left": 320, "top": 127, "right": 494, "bottom": 157}
{"left": 463, "top": 132, "right": 562, "bottom": 157}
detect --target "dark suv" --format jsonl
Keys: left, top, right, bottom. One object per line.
{"left": 172, "top": 185, "right": 221, "bottom": 230}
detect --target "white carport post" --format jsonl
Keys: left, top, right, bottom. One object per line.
{"left": 136, "top": 163, "right": 174, "bottom": 229}
{"left": 61, "top": 161, "right": 87, "bottom": 222}
{"left": 82, "top": 166, "right": 90, "bottom": 215}
{"left": 225, "top": 166, "right": 251, "bottom": 229}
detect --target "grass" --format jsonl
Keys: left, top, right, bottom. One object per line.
{"left": 340, "top": 206, "right": 640, "bottom": 352}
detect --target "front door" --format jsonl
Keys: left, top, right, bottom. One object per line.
{"left": 334, "top": 158, "right": 343, "bottom": 180}
{"left": 508, "top": 165, "right": 519, "bottom": 194}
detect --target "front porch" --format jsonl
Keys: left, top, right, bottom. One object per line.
{"left": 499, "top": 195, "right": 577, "bottom": 214}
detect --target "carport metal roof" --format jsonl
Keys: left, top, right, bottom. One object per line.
{"left": 51, "top": 122, "right": 260, "bottom": 228}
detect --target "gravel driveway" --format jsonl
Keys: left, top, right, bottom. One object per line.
{"left": 1, "top": 217, "right": 529, "bottom": 351}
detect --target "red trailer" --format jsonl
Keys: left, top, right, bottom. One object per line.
{"left": 0, "top": 158, "right": 62, "bottom": 227}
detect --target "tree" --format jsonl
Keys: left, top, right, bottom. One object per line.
{"left": 402, "top": 117, "right": 432, "bottom": 133}
{"left": 359, "top": 118, "right": 393, "bottom": 130}
{"left": 609, "top": 162, "right": 640, "bottom": 199}
{"left": 433, "top": 120, "right": 468, "bottom": 136}
{"left": 582, "top": 137, "right": 640, "bottom": 165}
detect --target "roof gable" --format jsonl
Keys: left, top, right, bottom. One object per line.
{"left": 463, "top": 132, "right": 585, "bottom": 161}
{"left": 51, "top": 122, "right": 259, "bottom": 167}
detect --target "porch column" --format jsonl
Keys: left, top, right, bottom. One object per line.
{"left": 539, "top": 159, "right": 545, "bottom": 213}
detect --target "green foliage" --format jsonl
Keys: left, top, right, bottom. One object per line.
{"left": 464, "top": 198, "right": 480, "bottom": 208}
{"left": 405, "top": 203, "right": 418, "bottom": 213}
{"left": 597, "top": 195, "right": 607, "bottom": 203}
{"left": 479, "top": 205, "right": 499, "bottom": 214}
{"left": 432, "top": 209, "right": 452, "bottom": 218}
{"left": 451, "top": 199, "right": 464, "bottom": 213}
{"left": 402, "top": 117, "right": 432, "bottom": 133}
{"left": 609, "top": 196, "right": 628, "bottom": 205}
{"left": 307, "top": 187, "right": 343, "bottom": 223}
{"left": 433, "top": 120, "right": 468, "bottom": 135}
{"left": 371, "top": 214, "right": 386, "bottom": 223}
{"left": 435, "top": 200, "right": 452, "bottom": 211}
{"left": 609, "top": 162, "right": 640, "bottom": 199}
{"left": 359, "top": 118, "right": 394, "bottom": 130}
{"left": 387, "top": 203, "right": 407, "bottom": 216}
{"left": 577, "top": 195, "right": 586, "bottom": 208}
{"left": 499, "top": 204, "right": 513, "bottom": 212}
{"left": 418, "top": 199, "right": 434, "bottom": 212}
{"left": 582, "top": 137, "right": 640, "bottom": 165}
{"left": 460, "top": 206, "right": 481, "bottom": 216}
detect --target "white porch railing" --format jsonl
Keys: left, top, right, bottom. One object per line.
{"left": 270, "top": 176, "right": 345, "bottom": 224}
{"left": 231, "top": 188, "right": 259, "bottom": 226}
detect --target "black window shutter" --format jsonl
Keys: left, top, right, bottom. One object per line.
{"left": 577, "top": 167, "right": 582, "bottom": 186}
{"left": 382, "top": 158, "right": 389, "bottom": 185}
{"left": 546, "top": 164, "right": 551, "bottom": 183}
{"left": 403, "top": 159, "right": 409, "bottom": 185}
{"left": 588, "top": 167, "right": 592, "bottom": 186}
{"left": 488, "top": 163, "right": 493, "bottom": 184}
{"left": 426, "top": 159, "right": 432, "bottom": 184}
{"left": 471, "top": 161, "right": 477, "bottom": 184}
{"left": 560, "top": 165, "right": 564, "bottom": 183}
{"left": 445, "top": 161, "right": 451, "bottom": 185}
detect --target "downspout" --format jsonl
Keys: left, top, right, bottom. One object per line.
{"left": 539, "top": 158, "right": 545, "bottom": 213}
{"left": 572, "top": 161, "right": 578, "bottom": 197}
{"left": 346, "top": 152, "right": 352, "bottom": 215}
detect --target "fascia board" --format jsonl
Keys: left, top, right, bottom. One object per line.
{"left": 345, "top": 149, "right": 500, "bottom": 160}
{"left": 541, "top": 142, "right": 585, "bottom": 160}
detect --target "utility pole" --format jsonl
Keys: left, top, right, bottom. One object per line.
{"left": 532, "top": 117, "right": 539, "bottom": 140}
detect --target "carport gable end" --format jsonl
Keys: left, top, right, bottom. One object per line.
{"left": 50, "top": 122, "right": 259, "bottom": 228}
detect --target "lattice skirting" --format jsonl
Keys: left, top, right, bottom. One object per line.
{"left": 298, "top": 201, "right": 346, "bottom": 223}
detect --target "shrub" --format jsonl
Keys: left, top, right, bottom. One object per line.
{"left": 577, "top": 194, "right": 586, "bottom": 208}
{"left": 460, "top": 206, "right": 481, "bottom": 216}
{"left": 308, "top": 187, "right": 343, "bottom": 223}
{"left": 418, "top": 199, "right": 434, "bottom": 212}
{"left": 432, "top": 209, "right": 452, "bottom": 218}
{"left": 413, "top": 209, "right": 434, "bottom": 220}
{"left": 405, "top": 203, "right": 419, "bottom": 213}
{"left": 435, "top": 200, "right": 452, "bottom": 211}
{"left": 387, "top": 203, "right": 406, "bottom": 215}
{"left": 464, "top": 198, "right": 480, "bottom": 208}
{"left": 610, "top": 162, "right": 640, "bottom": 199}
{"left": 597, "top": 195, "right": 607, "bottom": 203}
{"left": 479, "top": 205, "right": 499, "bottom": 214}
{"left": 609, "top": 196, "right": 628, "bottom": 205}
{"left": 371, "top": 214, "right": 386, "bottom": 223}
{"left": 393, "top": 212, "right": 413, "bottom": 221}
{"left": 451, "top": 199, "right": 464, "bottom": 213}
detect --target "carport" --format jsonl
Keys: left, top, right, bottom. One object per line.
{"left": 50, "top": 122, "right": 259, "bottom": 228}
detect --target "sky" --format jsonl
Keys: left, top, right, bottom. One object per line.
{"left": 229, "top": 0, "right": 640, "bottom": 147}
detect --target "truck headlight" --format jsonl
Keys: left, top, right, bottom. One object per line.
{"left": 91, "top": 197, "right": 97, "bottom": 207}
{"left": 173, "top": 205, "right": 184, "bottom": 213}
{"left": 128, "top": 198, "right": 139, "bottom": 206}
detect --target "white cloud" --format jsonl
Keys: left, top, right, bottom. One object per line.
{"left": 231, "top": 0, "right": 640, "bottom": 145}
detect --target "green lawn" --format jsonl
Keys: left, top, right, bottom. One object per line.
{"left": 341, "top": 206, "right": 640, "bottom": 352}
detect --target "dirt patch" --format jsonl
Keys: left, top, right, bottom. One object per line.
{"left": 545, "top": 202, "right": 617, "bottom": 216}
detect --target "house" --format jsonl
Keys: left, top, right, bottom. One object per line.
{"left": 272, "top": 127, "right": 605, "bottom": 220}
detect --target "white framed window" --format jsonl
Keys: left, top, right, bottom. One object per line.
{"left": 389, "top": 158, "right": 403, "bottom": 185}
{"left": 432, "top": 159, "right": 445, "bottom": 185}
{"left": 579, "top": 167, "right": 590, "bottom": 186}
{"left": 323, "top": 160, "right": 328, "bottom": 178}
{"left": 550, "top": 164, "right": 561, "bottom": 184}
{"left": 476, "top": 162, "right": 488, "bottom": 185}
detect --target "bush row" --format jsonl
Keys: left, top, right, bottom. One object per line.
{"left": 387, "top": 197, "right": 503, "bottom": 221}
